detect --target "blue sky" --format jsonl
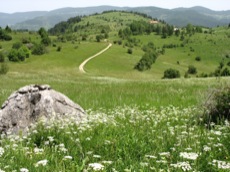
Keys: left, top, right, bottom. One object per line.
{"left": 1, "top": 0, "right": 230, "bottom": 13}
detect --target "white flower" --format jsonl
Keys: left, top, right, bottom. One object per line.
{"left": 159, "top": 152, "right": 170, "bottom": 157}
{"left": 180, "top": 152, "right": 199, "bottom": 160}
{"left": 203, "top": 145, "right": 211, "bottom": 152}
{"left": 34, "top": 148, "right": 44, "bottom": 154}
{"left": 171, "top": 161, "right": 192, "bottom": 171}
{"left": 88, "top": 163, "right": 104, "bottom": 171}
{"left": 0, "top": 169, "right": 5, "bottom": 172}
{"left": 212, "top": 160, "right": 230, "bottom": 169}
{"left": 35, "top": 159, "right": 48, "bottom": 167}
{"left": 145, "top": 155, "right": 157, "bottom": 159}
{"left": 47, "top": 136, "right": 54, "bottom": 142}
{"left": 101, "top": 161, "right": 113, "bottom": 164}
{"left": 0, "top": 147, "right": 4, "bottom": 157}
{"left": 93, "top": 155, "right": 101, "bottom": 158}
{"left": 63, "top": 156, "right": 73, "bottom": 160}
{"left": 20, "top": 168, "right": 29, "bottom": 172}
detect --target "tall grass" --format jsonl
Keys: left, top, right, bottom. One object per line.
{"left": 0, "top": 106, "right": 229, "bottom": 171}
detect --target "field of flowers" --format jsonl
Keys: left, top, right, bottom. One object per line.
{"left": 0, "top": 105, "right": 229, "bottom": 171}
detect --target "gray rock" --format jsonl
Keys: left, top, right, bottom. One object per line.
{"left": 0, "top": 84, "right": 86, "bottom": 135}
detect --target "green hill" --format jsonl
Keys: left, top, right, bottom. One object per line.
{"left": 1, "top": 11, "right": 230, "bottom": 81}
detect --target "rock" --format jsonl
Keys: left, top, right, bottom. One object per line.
{"left": 0, "top": 84, "right": 86, "bottom": 135}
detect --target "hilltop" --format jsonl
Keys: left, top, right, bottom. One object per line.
{"left": 0, "top": 6, "right": 230, "bottom": 30}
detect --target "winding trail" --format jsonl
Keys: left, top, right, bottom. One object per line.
{"left": 79, "top": 43, "right": 112, "bottom": 73}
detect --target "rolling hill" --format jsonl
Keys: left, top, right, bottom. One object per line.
{"left": 0, "top": 6, "right": 229, "bottom": 30}
{"left": 1, "top": 11, "right": 229, "bottom": 80}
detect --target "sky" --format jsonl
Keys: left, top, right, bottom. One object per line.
{"left": 1, "top": 0, "right": 230, "bottom": 13}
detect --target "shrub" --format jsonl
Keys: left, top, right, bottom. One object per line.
{"left": 163, "top": 68, "right": 180, "bottom": 79}
{"left": 221, "top": 67, "right": 230, "bottom": 76}
{"left": 32, "top": 44, "right": 46, "bottom": 55}
{"left": 8, "top": 49, "right": 19, "bottom": 62}
{"left": 12, "top": 42, "right": 23, "bottom": 50}
{"left": 0, "top": 62, "right": 9, "bottom": 75}
{"left": 187, "top": 65, "right": 197, "bottom": 74}
{"left": 195, "top": 56, "right": 201, "bottom": 61}
{"left": 57, "top": 46, "right": 62, "bottom": 52}
{"left": 202, "top": 86, "right": 230, "bottom": 124}
{"left": 134, "top": 50, "right": 157, "bottom": 71}
{"left": 227, "top": 61, "right": 230, "bottom": 66}
{"left": 0, "top": 52, "right": 5, "bottom": 62}
{"left": 127, "top": 48, "right": 133, "bottom": 54}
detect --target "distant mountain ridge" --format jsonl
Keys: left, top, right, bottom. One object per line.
{"left": 0, "top": 6, "right": 229, "bottom": 30}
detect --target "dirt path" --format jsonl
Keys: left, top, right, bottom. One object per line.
{"left": 79, "top": 43, "right": 112, "bottom": 73}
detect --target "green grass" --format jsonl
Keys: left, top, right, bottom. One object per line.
{"left": 0, "top": 13, "right": 230, "bottom": 171}
{"left": 0, "top": 106, "right": 229, "bottom": 171}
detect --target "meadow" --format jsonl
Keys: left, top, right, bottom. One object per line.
{"left": 0, "top": 11, "right": 230, "bottom": 171}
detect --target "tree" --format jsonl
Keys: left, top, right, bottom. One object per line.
{"left": 5, "top": 25, "right": 12, "bottom": 33}
{"left": 186, "top": 24, "right": 194, "bottom": 34}
{"left": 163, "top": 68, "right": 180, "bottom": 79}
{"left": 0, "top": 27, "right": 12, "bottom": 41}
{"left": 38, "top": 27, "right": 51, "bottom": 46}
{"left": 134, "top": 50, "right": 157, "bottom": 71}
{"left": 96, "top": 35, "right": 103, "bottom": 42}
{"left": 175, "top": 29, "right": 180, "bottom": 37}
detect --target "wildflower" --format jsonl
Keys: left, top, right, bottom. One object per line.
{"left": 212, "top": 160, "right": 230, "bottom": 169}
{"left": 20, "top": 168, "right": 29, "bottom": 172}
{"left": 101, "top": 161, "right": 113, "bottom": 164}
{"left": 34, "top": 148, "right": 44, "bottom": 154}
{"left": 180, "top": 152, "right": 199, "bottom": 160}
{"left": 140, "top": 162, "right": 149, "bottom": 167}
{"left": 47, "top": 136, "right": 54, "bottom": 142}
{"left": 0, "top": 147, "right": 4, "bottom": 157}
{"left": 145, "top": 155, "right": 157, "bottom": 159}
{"left": 93, "top": 155, "right": 101, "bottom": 158}
{"left": 63, "top": 156, "right": 73, "bottom": 160}
{"left": 35, "top": 159, "right": 48, "bottom": 167}
{"left": 171, "top": 161, "right": 192, "bottom": 171}
{"left": 203, "top": 145, "right": 211, "bottom": 152}
{"left": 159, "top": 152, "right": 170, "bottom": 157}
{"left": 88, "top": 163, "right": 104, "bottom": 171}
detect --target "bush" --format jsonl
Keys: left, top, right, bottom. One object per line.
{"left": 134, "top": 50, "right": 157, "bottom": 71}
{"left": 163, "top": 68, "right": 180, "bottom": 79}
{"left": 32, "top": 44, "right": 46, "bottom": 55}
{"left": 228, "top": 61, "right": 230, "bottom": 66}
{"left": 8, "top": 49, "right": 19, "bottom": 62}
{"left": 57, "top": 46, "right": 62, "bottom": 52}
{"left": 187, "top": 65, "right": 197, "bottom": 74}
{"left": 221, "top": 67, "right": 230, "bottom": 76}
{"left": 0, "top": 52, "right": 5, "bottom": 62}
{"left": 0, "top": 62, "right": 9, "bottom": 75}
{"left": 12, "top": 42, "right": 23, "bottom": 50}
{"left": 127, "top": 48, "right": 133, "bottom": 54}
{"left": 195, "top": 56, "right": 201, "bottom": 61}
{"left": 202, "top": 86, "right": 230, "bottom": 124}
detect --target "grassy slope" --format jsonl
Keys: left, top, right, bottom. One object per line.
{"left": 0, "top": 12, "right": 230, "bottom": 110}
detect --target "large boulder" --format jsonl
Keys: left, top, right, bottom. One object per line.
{"left": 0, "top": 84, "right": 86, "bottom": 135}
